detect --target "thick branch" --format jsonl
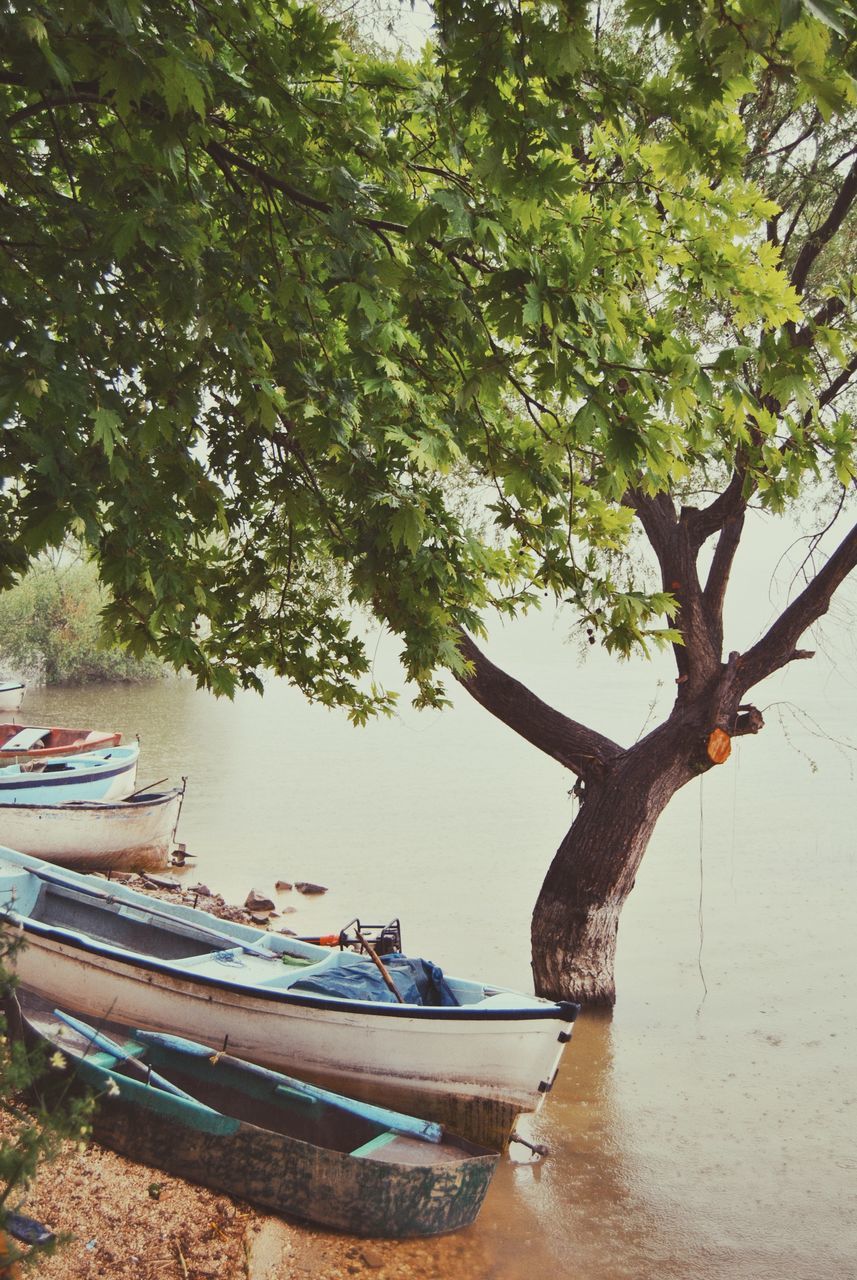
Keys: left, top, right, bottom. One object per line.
{"left": 739, "top": 519, "right": 857, "bottom": 690}
{"left": 819, "top": 349, "right": 857, "bottom": 410}
{"left": 455, "top": 632, "right": 622, "bottom": 780}
{"left": 683, "top": 469, "right": 747, "bottom": 549}
{"left": 627, "top": 489, "right": 724, "bottom": 686}
{"left": 790, "top": 155, "right": 857, "bottom": 296}
{"left": 702, "top": 505, "right": 747, "bottom": 648}
{"left": 623, "top": 489, "right": 677, "bottom": 570}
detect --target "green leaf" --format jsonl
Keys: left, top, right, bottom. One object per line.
{"left": 91, "top": 408, "right": 123, "bottom": 461}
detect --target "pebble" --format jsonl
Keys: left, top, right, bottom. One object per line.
{"left": 142, "top": 874, "right": 182, "bottom": 892}
{"left": 294, "top": 882, "right": 327, "bottom": 895}
{"left": 275, "top": 880, "right": 293, "bottom": 891}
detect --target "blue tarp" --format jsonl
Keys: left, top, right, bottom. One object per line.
{"left": 290, "top": 954, "right": 459, "bottom": 1006}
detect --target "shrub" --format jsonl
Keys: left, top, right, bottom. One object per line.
{"left": 0, "top": 558, "right": 165, "bottom": 685}
{"left": 0, "top": 928, "right": 94, "bottom": 1271}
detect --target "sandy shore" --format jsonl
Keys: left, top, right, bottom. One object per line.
{"left": 1, "top": 1118, "right": 494, "bottom": 1280}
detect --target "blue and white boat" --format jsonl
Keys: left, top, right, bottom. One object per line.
{"left": 0, "top": 744, "right": 139, "bottom": 803}
{"left": 0, "top": 845, "right": 578, "bottom": 1149}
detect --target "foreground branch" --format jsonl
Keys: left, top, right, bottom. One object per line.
{"left": 455, "top": 632, "right": 623, "bottom": 780}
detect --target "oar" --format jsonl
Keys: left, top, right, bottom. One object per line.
{"left": 125, "top": 777, "right": 169, "bottom": 800}
{"left": 132, "top": 1029, "right": 444, "bottom": 1143}
{"left": 354, "top": 926, "right": 404, "bottom": 1004}
{"left": 53, "top": 1010, "right": 197, "bottom": 1102}
{"left": 27, "top": 864, "right": 279, "bottom": 962}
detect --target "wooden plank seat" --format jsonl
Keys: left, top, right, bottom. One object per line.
{"left": 0, "top": 727, "right": 51, "bottom": 752}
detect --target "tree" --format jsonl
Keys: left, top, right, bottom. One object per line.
{"left": 0, "top": 552, "right": 165, "bottom": 684}
{"left": 2, "top": 0, "right": 856, "bottom": 1002}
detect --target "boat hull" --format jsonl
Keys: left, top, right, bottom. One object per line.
{"left": 0, "top": 745, "right": 139, "bottom": 803}
{"left": 12, "top": 934, "right": 569, "bottom": 1148}
{"left": 94, "top": 1098, "right": 497, "bottom": 1236}
{"left": 17, "top": 999, "right": 499, "bottom": 1238}
{"left": 0, "top": 789, "right": 182, "bottom": 872}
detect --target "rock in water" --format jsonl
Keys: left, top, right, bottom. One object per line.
{"left": 245, "top": 888, "right": 276, "bottom": 912}
{"left": 294, "top": 882, "right": 327, "bottom": 895}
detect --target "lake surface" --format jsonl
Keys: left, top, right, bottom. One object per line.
{"left": 17, "top": 572, "right": 857, "bottom": 1279}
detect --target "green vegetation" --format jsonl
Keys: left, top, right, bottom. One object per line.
{"left": 2, "top": 0, "right": 856, "bottom": 1000}
{"left": 0, "top": 933, "right": 94, "bottom": 1271}
{"left": 0, "top": 558, "right": 165, "bottom": 685}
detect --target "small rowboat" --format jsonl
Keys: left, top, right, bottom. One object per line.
{"left": 0, "top": 744, "right": 139, "bottom": 804}
{"left": 0, "top": 785, "right": 185, "bottom": 872}
{"left": 15, "top": 994, "right": 499, "bottom": 1238}
{"left": 0, "top": 723, "right": 122, "bottom": 766}
{"left": 0, "top": 847, "right": 578, "bottom": 1150}
{"left": 0, "top": 682, "right": 25, "bottom": 713}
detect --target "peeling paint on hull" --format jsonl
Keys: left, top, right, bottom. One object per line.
{"left": 0, "top": 789, "right": 181, "bottom": 872}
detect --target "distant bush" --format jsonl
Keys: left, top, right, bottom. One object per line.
{"left": 0, "top": 558, "right": 165, "bottom": 685}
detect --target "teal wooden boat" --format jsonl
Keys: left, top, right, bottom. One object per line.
{"left": 17, "top": 994, "right": 499, "bottom": 1238}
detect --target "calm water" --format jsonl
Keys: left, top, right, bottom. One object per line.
{"left": 17, "top": 582, "right": 857, "bottom": 1279}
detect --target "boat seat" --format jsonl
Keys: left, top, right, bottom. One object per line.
{"left": 88, "top": 1051, "right": 119, "bottom": 1069}
{"left": 258, "top": 949, "right": 347, "bottom": 989}
{"left": 1, "top": 727, "right": 50, "bottom": 752}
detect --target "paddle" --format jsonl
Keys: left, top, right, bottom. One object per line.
{"left": 124, "top": 777, "right": 169, "bottom": 800}
{"left": 132, "top": 1029, "right": 444, "bottom": 1143}
{"left": 354, "top": 926, "right": 404, "bottom": 1004}
{"left": 53, "top": 1010, "right": 197, "bottom": 1102}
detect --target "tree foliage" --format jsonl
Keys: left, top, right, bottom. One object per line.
{"left": 1, "top": 0, "right": 852, "bottom": 709}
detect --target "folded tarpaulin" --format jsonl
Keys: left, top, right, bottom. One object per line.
{"left": 290, "top": 954, "right": 459, "bottom": 1006}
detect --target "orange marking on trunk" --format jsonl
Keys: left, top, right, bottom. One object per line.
{"left": 707, "top": 728, "right": 731, "bottom": 764}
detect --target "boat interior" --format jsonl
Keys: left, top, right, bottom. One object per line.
{"left": 18, "top": 994, "right": 475, "bottom": 1162}
{"left": 0, "top": 853, "right": 529, "bottom": 1008}
{"left": 0, "top": 725, "right": 120, "bottom": 754}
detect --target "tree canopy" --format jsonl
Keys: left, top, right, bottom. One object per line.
{"left": 3, "top": 0, "right": 854, "bottom": 715}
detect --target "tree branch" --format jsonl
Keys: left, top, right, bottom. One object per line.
{"left": 623, "top": 489, "right": 677, "bottom": 569}
{"left": 682, "top": 469, "right": 747, "bottom": 548}
{"left": 739, "top": 518, "right": 857, "bottom": 690}
{"left": 455, "top": 631, "right": 623, "bottom": 780}
{"left": 790, "top": 155, "right": 857, "bottom": 296}
{"left": 702, "top": 506, "right": 747, "bottom": 647}
{"left": 818, "top": 349, "right": 857, "bottom": 410}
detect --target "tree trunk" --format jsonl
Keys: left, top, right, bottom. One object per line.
{"left": 531, "top": 731, "right": 696, "bottom": 1005}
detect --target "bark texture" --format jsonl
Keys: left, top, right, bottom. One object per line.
{"left": 530, "top": 721, "right": 701, "bottom": 1004}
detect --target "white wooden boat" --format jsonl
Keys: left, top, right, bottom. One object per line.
{"left": 0, "top": 682, "right": 25, "bottom": 712}
{"left": 0, "top": 722, "right": 121, "bottom": 765}
{"left": 0, "top": 847, "right": 578, "bottom": 1148}
{"left": 0, "top": 785, "right": 184, "bottom": 872}
{"left": 0, "top": 744, "right": 139, "bottom": 803}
